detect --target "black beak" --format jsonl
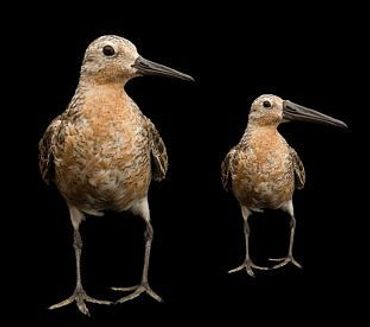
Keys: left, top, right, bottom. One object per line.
{"left": 132, "top": 56, "right": 195, "bottom": 82}
{"left": 283, "top": 100, "right": 348, "bottom": 129}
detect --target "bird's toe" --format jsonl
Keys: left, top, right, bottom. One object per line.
{"left": 76, "top": 298, "right": 90, "bottom": 317}
{"left": 49, "top": 287, "right": 111, "bottom": 316}
{"left": 145, "top": 286, "right": 163, "bottom": 302}
{"left": 291, "top": 258, "right": 303, "bottom": 269}
{"left": 269, "top": 256, "right": 302, "bottom": 270}
{"left": 113, "top": 283, "right": 163, "bottom": 303}
{"left": 229, "top": 260, "right": 270, "bottom": 277}
{"left": 228, "top": 263, "right": 246, "bottom": 274}
{"left": 110, "top": 285, "right": 139, "bottom": 292}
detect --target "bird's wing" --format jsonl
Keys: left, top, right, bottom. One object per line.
{"left": 290, "top": 147, "right": 306, "bottom": 190}
{"left": 38, "top": 116, "right": 62, "bottom": 185}
{"left": 145, "top": 118, "right": 168, "bottom": 182}
{"left": 221, "top": 147, "right": 237, "bottom": 191}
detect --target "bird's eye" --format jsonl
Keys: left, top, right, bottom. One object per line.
{"left": 263, "top": 100, "right": 272, "bottom": 108}
{"left": 103, "top": 45, "right": 115, "bottom": 56}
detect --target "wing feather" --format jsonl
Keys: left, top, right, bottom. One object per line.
{"left": 290, "top": 147, "right": 306, "bottom": 190}
{"left": 145, "top": 118, "right": 168, "bottom": 182}
{"left": 221, "top": 148, "right": 237, "bottom": 191}
{"left": 38, "top": 116, "right": 62, "bottom": 185}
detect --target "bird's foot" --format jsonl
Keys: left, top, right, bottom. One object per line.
{"left": 111, "top": 282, "right": 163, "bottom": 303}
{"left": 269, "top": 256, "right": 302, "bottom": 270}
{"left": 228, "top": 260, "right": 270, "bottom": 277}
{"left": 49, "top": 286, "right": 112, "bottom": 316}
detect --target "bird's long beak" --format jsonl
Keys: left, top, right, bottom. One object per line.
{"left": 283, "top": 100, "right": 348, "bottom": 128}
{"left": 132, "top": 56, "right": 195, "bottom": 82}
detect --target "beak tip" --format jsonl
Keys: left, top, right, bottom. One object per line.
{"left": 180, "top": 74, "right": 196, "bottom": 83}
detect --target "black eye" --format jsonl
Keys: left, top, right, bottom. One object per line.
{"left": 263, "top": 100, "right": 272, "bottom": 108}
{"left": 103, "top": 45, "right": 115, "bottom": 56}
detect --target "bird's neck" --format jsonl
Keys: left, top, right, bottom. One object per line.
{"left": 78, "top": 71, "right": 131, "bottom": 87}
{"left": 77, "top": 77, "right": 128, "bottom": 93}
{"left": 241, "top": 124, "right": 280, "bottom": 144}
{"left": 69, "top": 80, "right": 136, "bottom": 117}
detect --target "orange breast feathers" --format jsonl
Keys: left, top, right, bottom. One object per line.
{"left": 232, "top": 128, "right": 294, "bottom": 209}
{"left": 54, "top": 86, "right": 152, "bottom": 212}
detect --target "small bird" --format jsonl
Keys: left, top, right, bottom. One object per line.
{"left": 39, "top": 35, "right": 194, "bottom": 315}
{"left": 222, "top": 95, "right": 347, "bottom": 277}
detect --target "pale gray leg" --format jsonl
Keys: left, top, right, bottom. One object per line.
{"left": 49, "top": 205, "right": 111, "bottom": 316}
{"left": 228, "top": 206, "right": 270, "bottom": 277}
{"left": 269, "top": 200, "right": 302, "bottom": 270}
{"left": 112, "top": 197, "right": 163, "bottom": 303}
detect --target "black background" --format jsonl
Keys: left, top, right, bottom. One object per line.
{"left": 8, "top": 3, "right": 359, "bottom": 325}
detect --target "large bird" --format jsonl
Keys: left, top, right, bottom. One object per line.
{"left": 39, "top": 35, "right": 194, "bottom": 315}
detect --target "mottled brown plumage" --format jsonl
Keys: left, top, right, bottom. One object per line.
{"left": 222, "top": 94, "right": 346, "bottom": 277}
{"left": 39, "top": 35, "right": 193, "bottom": 315}
{"left": 40, "top": 87, "right": 167, "bottom": 215}
{"left": 222, "top": 126, "right": 305, "bottom": 209}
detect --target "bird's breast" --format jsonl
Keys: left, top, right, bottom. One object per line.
{"left": 54, "top": 95, "right": 152, "bottom": 214}
{"left": 232, "top": 129, "right": 294, "bottom": 209}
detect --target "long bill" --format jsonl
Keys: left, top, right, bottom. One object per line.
{"left": 283, "top": 100, "right": 348, "bottom": 128}
{"left": 132, "top": 56, "right": 195, "bottom": 82}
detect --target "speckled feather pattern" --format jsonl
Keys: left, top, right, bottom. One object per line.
{"left": 220, "top": 94, "right": 343, "bottom": 276}
{"left": 39, "top": 82, "right": 168, "bottom": 216}
{"left": 221, "top": 95, "right": 306, "bottom": 210}
{"left": 38, "top": 35, "right": 195, "bottom": 311}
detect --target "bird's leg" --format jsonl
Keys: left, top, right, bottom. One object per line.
{"left": 269, "top": 201, "right": 302, "bottom": 270}
{"left": 112, "top": 198, "right": 163, "bottom": 303}
{"left": 49, "top": 205, "right": 111, "bottom": 316}
{"left": 229, "top": 206, "right": 270, "bottom": 277}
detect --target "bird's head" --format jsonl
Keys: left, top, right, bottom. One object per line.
{"left": 249, "top": 94, "right": 347, "bottom": 129}
{"left": 80, "top": 35, "right": 194, "bottom": 85}
{"left": 249, "top": 95, "right": 285, "bottom": 127}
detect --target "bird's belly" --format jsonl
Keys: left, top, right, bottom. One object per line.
{"left": 55, "top": 131, "right": 151, "bottom": 214}
{"left": 233, "top": 154, "right": 294, "bottom": 209}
